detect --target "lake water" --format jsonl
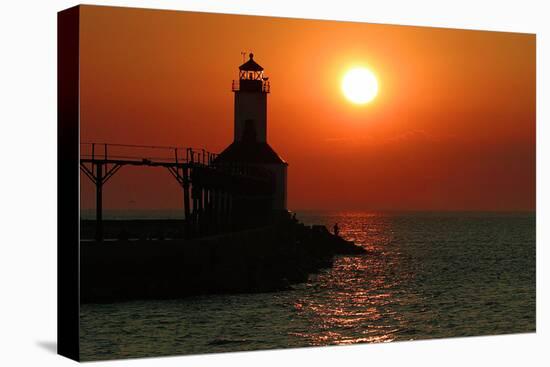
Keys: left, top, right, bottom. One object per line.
{"left": 79, "top": 211, "right": 536, "bottom": 360}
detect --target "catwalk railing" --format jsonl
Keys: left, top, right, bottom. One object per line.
{"left": 80, "top": 143, "right": 274, "bottom": 241}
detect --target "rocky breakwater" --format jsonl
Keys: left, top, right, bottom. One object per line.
{"left": 80, "top": 219, "right": 365, "bottom": 303}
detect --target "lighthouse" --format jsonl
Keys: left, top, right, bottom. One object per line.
{"left": 215, "top": 53, "right": 288, "bottom": 211}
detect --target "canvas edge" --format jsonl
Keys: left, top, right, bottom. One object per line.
{"left": 57, "top": 4, "right": 81, "bottom": 362}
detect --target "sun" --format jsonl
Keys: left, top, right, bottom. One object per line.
{"left": 341, "top": 67, "right": 379, "bottom": 104}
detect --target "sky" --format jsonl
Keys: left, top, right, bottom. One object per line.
{"left": 79, "top": 5, "right": 535, "bottom": 211}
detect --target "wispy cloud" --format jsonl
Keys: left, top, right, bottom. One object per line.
{"left": 324, "top": 129, "right": 458, "bottom": 147}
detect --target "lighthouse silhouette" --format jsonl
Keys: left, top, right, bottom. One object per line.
{"left": 215, "top": 53, "right": 288, "bottom": 211}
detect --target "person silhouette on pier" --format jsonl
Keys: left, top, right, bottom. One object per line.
{"left": 333, "top": 223, "right": 340, "bottom": 236}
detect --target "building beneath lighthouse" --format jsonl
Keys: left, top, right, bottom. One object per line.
{"left": 215, "top": 53, "right": 288, "bottom": 212}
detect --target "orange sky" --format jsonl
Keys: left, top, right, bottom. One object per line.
{"left": 79, "top": 5, "right": 535, "bottom": 211}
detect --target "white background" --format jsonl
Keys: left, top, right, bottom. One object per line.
{"left": 0, "top": 0, "right": 548, "bottom": 365}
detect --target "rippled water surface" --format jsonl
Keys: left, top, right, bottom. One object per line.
{"left": 80, "top": 212, "right": 535, "bottom": 360}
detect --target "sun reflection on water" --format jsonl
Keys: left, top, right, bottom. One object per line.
{"left": 289, "top": 212, "right": 413, "bottom": 346}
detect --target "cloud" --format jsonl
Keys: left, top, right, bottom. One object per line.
{"left": 324, "top": 129, "right": 457, "bottom": 147}
{"left": 384, "top": 129, "right": 459, "bottom": 145}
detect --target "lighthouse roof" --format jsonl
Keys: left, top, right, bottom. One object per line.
{"left": 215, "top": 141, "right": 286, "bottom": 165}
{"left": 239, "top": 53, "right": 264, "bottom": 71}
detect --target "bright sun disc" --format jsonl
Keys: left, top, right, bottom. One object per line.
{"left": 342, "top": 67, "right": 378, "bottom": 104}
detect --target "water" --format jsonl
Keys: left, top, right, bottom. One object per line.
{"left": 80, "top": 211, "right": 536, "bottom": 360}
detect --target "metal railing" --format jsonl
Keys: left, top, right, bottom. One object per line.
{"left": 80, "top": 143, "right": 218, "bottom": 166}
{"left": 231, "top": 79, "right": 270, "bottom": 93}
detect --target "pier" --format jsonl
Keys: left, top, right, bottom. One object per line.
{"left": 80, "top": 143, "right": 275, "bottom": 241}
{"left": 80, "top": 220, "right": 364, "bottom": 303}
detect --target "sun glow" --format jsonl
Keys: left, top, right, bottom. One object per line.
{"left": 342, "top": 67, "right": 379, "bottom": 104}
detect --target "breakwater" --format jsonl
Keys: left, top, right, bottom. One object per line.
{"left": 81, "top": 219, "right": 364, "bottom": 303}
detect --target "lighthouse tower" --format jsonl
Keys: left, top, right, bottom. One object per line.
{"left": 215, "top": 53, "right": 288, "bottom": 211}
